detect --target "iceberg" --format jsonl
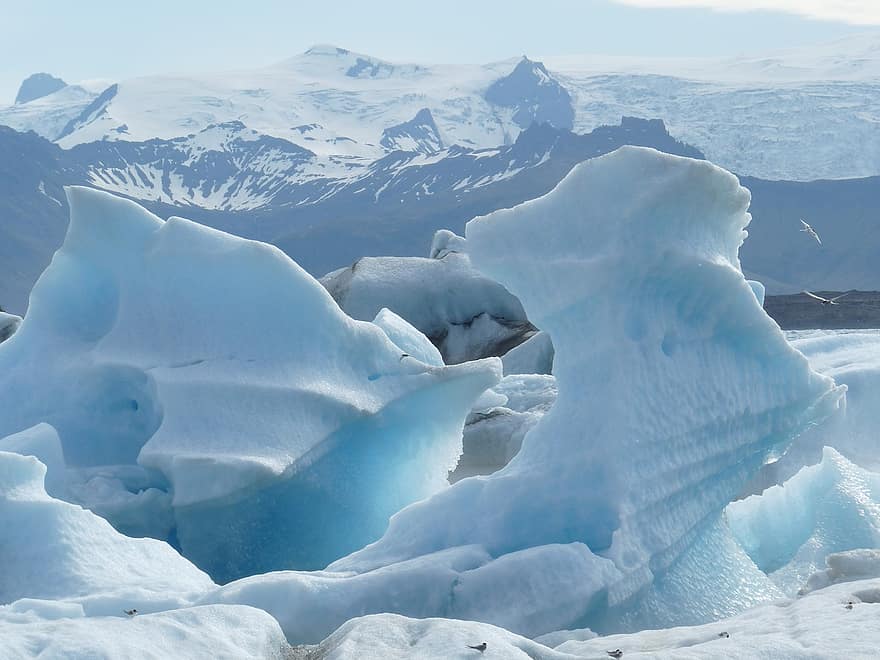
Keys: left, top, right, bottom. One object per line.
{"left": 451, "top": 374, "right": 556, "bottom": 482}
{"left": 0, "top": 311, "right": 20, "bottom": 344}
{"left": 728, "top": 447, "right": 880, "bottom": 595}
{"left": 320, "top": 231, "right": 535, "bottom": 364}
{"left": 207, "top": 146, "right": 844, "bottom": 642}
{"left": 0, "top": 187, "right": 500, "bottom": 582}
{"left": 0, "top": 450, "right": 212, "bottom": 609}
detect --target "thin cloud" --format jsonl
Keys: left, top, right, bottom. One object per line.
{"left": 613, "top": 1, "right": 880, "bottom": 25}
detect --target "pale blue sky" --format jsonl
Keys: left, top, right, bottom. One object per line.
{"left": 0, "top": 0, "right": 873, "bottom": 104}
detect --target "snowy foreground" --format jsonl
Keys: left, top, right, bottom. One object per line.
{"left": 3, "top": 147, "right": 880, "bottom": 658}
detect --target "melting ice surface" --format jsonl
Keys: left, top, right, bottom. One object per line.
{"left": 0, "top": 187, "right": 500, "bottom": 582}
{"left": 205, "top": 146, "right": 844, "bottom": 643}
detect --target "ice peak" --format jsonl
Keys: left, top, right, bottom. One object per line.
{"left": 15, "top": 72, "right": 67, "bottom": 105}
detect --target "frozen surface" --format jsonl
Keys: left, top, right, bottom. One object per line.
{"left": 802, "top": 548, "right": 880, "bottom": 594}
{"left": 785, "top": 330, "right": 880, "bottom": 472}
{"left": 0, "top": 604, "right": 286, "bottom": 660}
{"left": 209, "top": 147, "right": 843, "bottom": 642}
{"left": 372, "top": 308, "right": 443, "bottom": 366}
{"left": 452, "top": 374, "right": 557, "bottom": 482}
{"left": 501, "top": 330, "right": 554, "bottom": 375}
{"left": 728, "top": 447, "right": 880, "bottom": 595}
{"left": 296, "top": 570, "right": 880, "bottom": 659}
{"left": 321, "top": 235, "right": 534, "bottom": 364}
{"left": 0, "top": 450, "right": 212, "bottom": 608}
{"left": 0, "top": 187, "right": 500, "bottom": 581}
{"left": 0, "top": 311, "right": 21, "bottom": 344}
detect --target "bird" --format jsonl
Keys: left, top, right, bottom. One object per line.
{"left": 800, "top": 219, "right": 822, "bottom": 245}
{"left": 607, "top": 651, "right": 624, "bottom": 659}
{"left": 718, "top": 632, "right": 730, "bottom": 638}
{"left": 845, "top": 601, "right": 854, "bottom": 610}
{"left": 124, "top": 609, "right": 137, "bottom": 617}
{"left": 803, "top": 290, "right": 851, "bottom": 305}
{"left": 467, "top": 642, "right": 487, "bottom": 652}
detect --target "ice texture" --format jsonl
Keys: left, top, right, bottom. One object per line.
{"left": 728, "top": 447, "right": 880, "bottom": 595}
{"left": 296, "top": 568, "right": 880, "bottom": 659}
{"left": 0, "top": 311, "right": 21, "bottom": 344}
{"left": 501, "top": 330, "right": 554, "bottom": 375}
{"left": 0, "top": 186, "right": 500, "bottom": 581}
{"left": 0, "top": 605, "right": 286, "bottom": 660}
{"left": 320, "top": 233, "right": 535, "bottom": 364}
{"left": 372, "top": 307, "right": 443, "bottom": 366}
{"left": 206, "top": 146, "right": 844, "bottom": 642}
{"left": 0, "top": 450, "right": 212, "bottom": 608}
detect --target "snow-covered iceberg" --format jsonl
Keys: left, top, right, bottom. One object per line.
{"left": 0, "top": 187, "right": 500, "bottom": 582}
{"left": 207, "top": 146, "right": 844, "bottom": 642}
{"left": 0, "top": 450, "right": 211, "bottom": 609}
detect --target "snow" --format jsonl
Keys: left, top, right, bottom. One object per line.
{"left": 0, "top": 604, "right": 286, "bottom": 660}
{"left": 201, "top": 146, "right": 843, "bottom": 644}
{"left": 0, "top": 450, "right": 212, "bottom": 608}
{"left": 2, "top": 38, "right": 880, "bottom": 179}
{"left": 0, "top": 186, "right": 500, "bottom": 582}
{"left": 295, "top": 568, "right": 880, "bottom": 659}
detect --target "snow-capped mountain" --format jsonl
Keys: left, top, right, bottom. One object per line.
{"left": 4, "top": 113, "right": 880, "bottom": 317}
{"left": 0, "top": 117, "right": 700, "bottom": 313}
{"left": 4, "top": 37, "right": 880, "bottom": 179}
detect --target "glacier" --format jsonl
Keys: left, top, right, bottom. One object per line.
{"left": 0, "top": 186, "right": 500, "bottom": 582}
{"left": 201, "top": 146, "right": 844, "bottom": 643}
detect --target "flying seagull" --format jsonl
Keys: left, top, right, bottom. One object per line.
{"left": 800, "top": 219, "right": 822, "bottom": 245}
{"left": 803, "top": 290, "right": 850, "bottom": 305}
{"left": 467, "top": 642, "right": 487, "bottom": 652}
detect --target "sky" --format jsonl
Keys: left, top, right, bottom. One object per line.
{"left": 0, "top": 0, "right": 875, "bottom": 104}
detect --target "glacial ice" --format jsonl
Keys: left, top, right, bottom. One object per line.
{"left": 296, "top": 568, "right": 880, "bottom": 659}
{"left": 372, "top": 307, "right": 444, "bottom": 366}
{"left": 0, "top": 605, "right": 287, "bottom": 660}
{"left": 0, "top": 186, "right": 500, "bottom": 581}
{"left": 451, "top": 374, "right": 557, "bottom": 482}
{"left": 320, "top": 231, "right": 535, "bottom": 364}
{"left": 0, "top": 450, "right": 212, "bottom": 608}
{"left": 500, "top": 330, "right": 553, "bottom": 375}
{"left": 205, "top": 146, "right": 844, "bottom": 642}
{"left": 786, "top": 330, "right": 880, "bottom": 471}
{"left": 727, "top": 447, "right": 880, "bottom": 595}
{"left": 0, "top": 311, "right": 20, "bottom": 344}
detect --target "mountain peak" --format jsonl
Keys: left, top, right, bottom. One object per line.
{"left": 485, "top": 58, "right": 574, "bottom": 131}
{"left": 303, "top": 44, "right": 351, "bottom": 57}
{"left": 15, "top": 73, "right": 67, "bottom": 105}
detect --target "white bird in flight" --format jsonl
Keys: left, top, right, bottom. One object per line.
{"left": 800, "top": 219, "right": 822, "bottom": 245}
{"left": 803, "top": 290, "right": 850, "bottom": 305}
